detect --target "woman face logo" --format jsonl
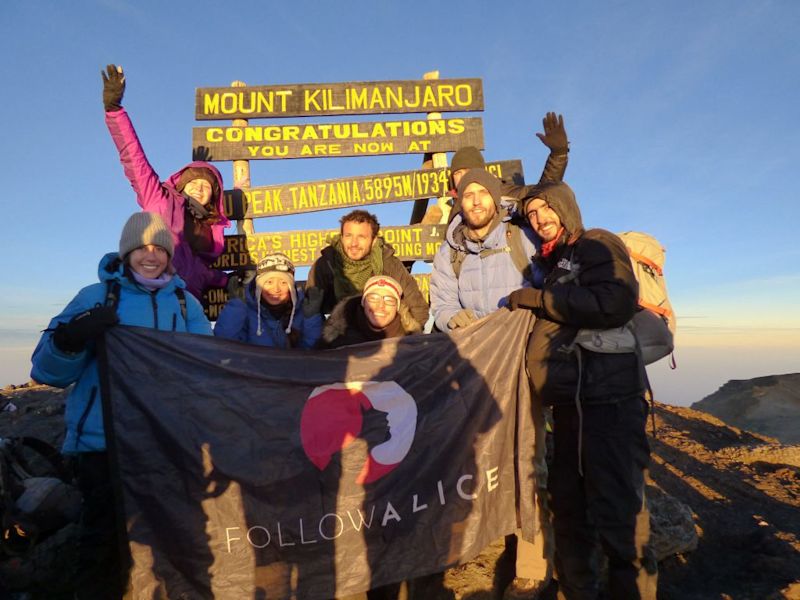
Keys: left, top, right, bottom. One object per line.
{"left": 300, "top": 382, "right": 417, "bottom": 484}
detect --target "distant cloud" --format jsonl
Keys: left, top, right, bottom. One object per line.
{"left": 677, "top": 324, "right": 800, "bottom": 348}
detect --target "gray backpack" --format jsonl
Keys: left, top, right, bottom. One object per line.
{"left": 573, "top": 232, "right": 675, "bottom": 366}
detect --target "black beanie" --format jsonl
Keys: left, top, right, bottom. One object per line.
{"left": 450, "top": 146, "right": 485, "bottom": 172}
{"left": 456, "top": 168, "right": 504, "bottom": 210}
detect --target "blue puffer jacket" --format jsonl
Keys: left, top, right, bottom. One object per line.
{"left": 31, "top": 253, "right": 213, "bottom": 454}
{"left": 430, "top": 211, "right": 540, "bottom": 332}
{"left": 213, "top": 283, "right": 322, "bottom": 349}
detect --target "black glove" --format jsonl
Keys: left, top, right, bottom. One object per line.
{"left": 52, "top": 306, "right": 119, "bottom": 353}
{"left": 448, "top": 308, "right": 477, "bottom": 330}
{"left": 535, "top": 112, "right": 568, "bottom": 155}
{"left": 101, "top": 64, "right": 125, "bottom": 112}
{"left": 192, "top": 146, "right": 213, "bottom": 162}
{"left": 507, "top": 288, "right": 543, "bottom": 311}
{"left": 226, "top": 270, "right": 255, "bottom": 301}
{"left": 302, "top": 287, "right": 324, "bottom": 318}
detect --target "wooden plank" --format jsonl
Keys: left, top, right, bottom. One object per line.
{"left": 192, "top": 117, "right": 484, "bottom": 161}
{"left": 230, "top": 80, "right": 255, "bottom": 237}
{"left": 211, "top": 224, "right": 447, "bottom": 270}
{"left": 202, "top": 274, "right": 431, "bottom": 321}
{"left": 222, "top": 160, "right": 524, "bottom": 220}
{"left": 195, "top": 79, "right": 483, "bottom": 120}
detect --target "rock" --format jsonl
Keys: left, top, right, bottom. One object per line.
{"left": 646, "top": 484, "right": 698, "bottom": 561}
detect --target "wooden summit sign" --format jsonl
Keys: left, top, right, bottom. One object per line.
{"left": 211, "top": 224, "right": 447, "bottom": 269}
{"left": 223, "top": 160, "right": 524, "bottom": 220}
{"left": 196, "top": 79, "right": 483, "bottom": 120}
{"left": 192, "top": 117, "right": 484, "bottom": 161}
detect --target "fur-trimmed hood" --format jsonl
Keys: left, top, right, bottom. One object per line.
{"left": 322, "top": 295, "right": 422, "bottom": 346}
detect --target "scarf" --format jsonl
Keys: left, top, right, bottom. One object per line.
{"left": 130, "top": 270, "right": 173, "bottom": 292}
{"left": 540, "top": 227, "right": 566, "bottom": 257}
{"left": 331, "top": 236, "right": 384, "bottom": 302}
{"left": 184, "top": 195, "right": 210, "bottom": 220}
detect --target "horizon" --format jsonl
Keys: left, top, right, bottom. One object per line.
{"left": 2, "top": 1, "right": 799, "bottom": 405}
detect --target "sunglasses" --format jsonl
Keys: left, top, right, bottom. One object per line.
{"left": 364, "top": 293, "right": 398, "bottom": 307}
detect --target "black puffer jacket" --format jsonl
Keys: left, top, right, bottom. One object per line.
{"left": 518, "top": 182, "right": 644, "bottom": 405}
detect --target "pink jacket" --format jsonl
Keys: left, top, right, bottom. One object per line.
{"left": 105, "top": 108, "right": 230, "bottom": 299}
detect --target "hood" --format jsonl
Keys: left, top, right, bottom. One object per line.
{"left": 523, "top": 181, "right": 584, "bottom": 245}
{"left": 98, "top": 252, "right": 125, "bottom": 283}
{"left": 96, "top": 252, "right": 186, "bottom": 290}
{"left": 167, "top": 161, "right": 229, "bottom": 228}
{"left": 322, "top": 295, "right": 421, "bottom": 344}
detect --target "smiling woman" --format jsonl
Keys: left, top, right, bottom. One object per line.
{"left": 28, "top": 211, "right": 213, "bottom": 599}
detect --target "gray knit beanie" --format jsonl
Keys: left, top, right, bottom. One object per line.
{"left": 119, "top": 212, "right": 174, "bottom": 259}
{"left": 450, "top": 146, "right": 486, "bottom": 172}
{"left": 456, "top": 168, "right": 504, "bottom": 210}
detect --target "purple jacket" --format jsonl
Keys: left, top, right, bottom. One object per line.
{"left": 105, "top": 108, "right": 230, "bottom": 298}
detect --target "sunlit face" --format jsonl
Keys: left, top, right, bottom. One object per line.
{"left": 461, "top": 182, "right": 497, "bottom": 231}
{"left": 128, "top": 245, "right": 169, "bottom": 278}
{"left": 363, "top": 293, "right": 399, "bottom": 329}
{"left": 260, "top": 276, "right": 291, "bottom": 305}
{"left": 526, "top": 199, "right": 562, "bottom": 242}
{"left": 341, "top": 221, "right": 376, "bottom": 261}
{"left": 452, "top": 168, "right": 468, "bottom": 188}
{"left": 183, "top": 178, "right": 213, "bottom": 206}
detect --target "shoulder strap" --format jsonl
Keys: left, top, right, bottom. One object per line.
{"left": 450, "top": 246, "right": 467, "bottom": 279}
{"left": 505, "top": 223, "right": 533, "bottom": 281}
{"left": 175, "top": 288, "right": 188, "bottom": 326}
{"left": 449, "top": 224, "right": 533, "bottom": 281}
{"left": 104, "top": 280, "right": 121, "bottom": 312}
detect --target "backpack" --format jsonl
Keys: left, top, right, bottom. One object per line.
{"left": 619, "top": 232, "right": 676, "bottom": 365}
{"left": 572, "top": 232, "right": 675, "bottom": 366}
{"left": 450, "top": 221, "right": 532, "bottom": 280}
{"left": 0, "top": 437, "right": 81, "bottom": 593}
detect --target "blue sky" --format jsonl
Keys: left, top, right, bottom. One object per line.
{"left": 1, "top": 0, "right": 798, "bottom": 405}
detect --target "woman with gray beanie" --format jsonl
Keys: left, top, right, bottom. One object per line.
{"left": 30, "top": 211, "right": 212, "bottom": 599}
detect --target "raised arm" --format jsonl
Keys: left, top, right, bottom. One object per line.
{"left": 102, "top": 64, "right": 169, "bottom": 214}
{"left": 503, "top": 112, "right": 569, "bottom": 200}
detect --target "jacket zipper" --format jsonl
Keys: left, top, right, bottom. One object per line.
{"left": 151, "top": 292, "right": 159, "bottom": 329}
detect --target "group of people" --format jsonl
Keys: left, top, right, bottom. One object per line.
{"left": 28, "top": 64, "right": 657, "bottom": 600}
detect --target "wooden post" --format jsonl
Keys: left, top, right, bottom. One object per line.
{"left": 409, "top": 70, "right": 451, "bottom": 226}
{"left": 231, "top": 80, "right": 254, "bottom": 236}
{"left": 425, "top": 70, "right": 450, "bottom": 224}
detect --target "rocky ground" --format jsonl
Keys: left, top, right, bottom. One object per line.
{"left": 1, "top": 382, "right": 799, "bottom": 599}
